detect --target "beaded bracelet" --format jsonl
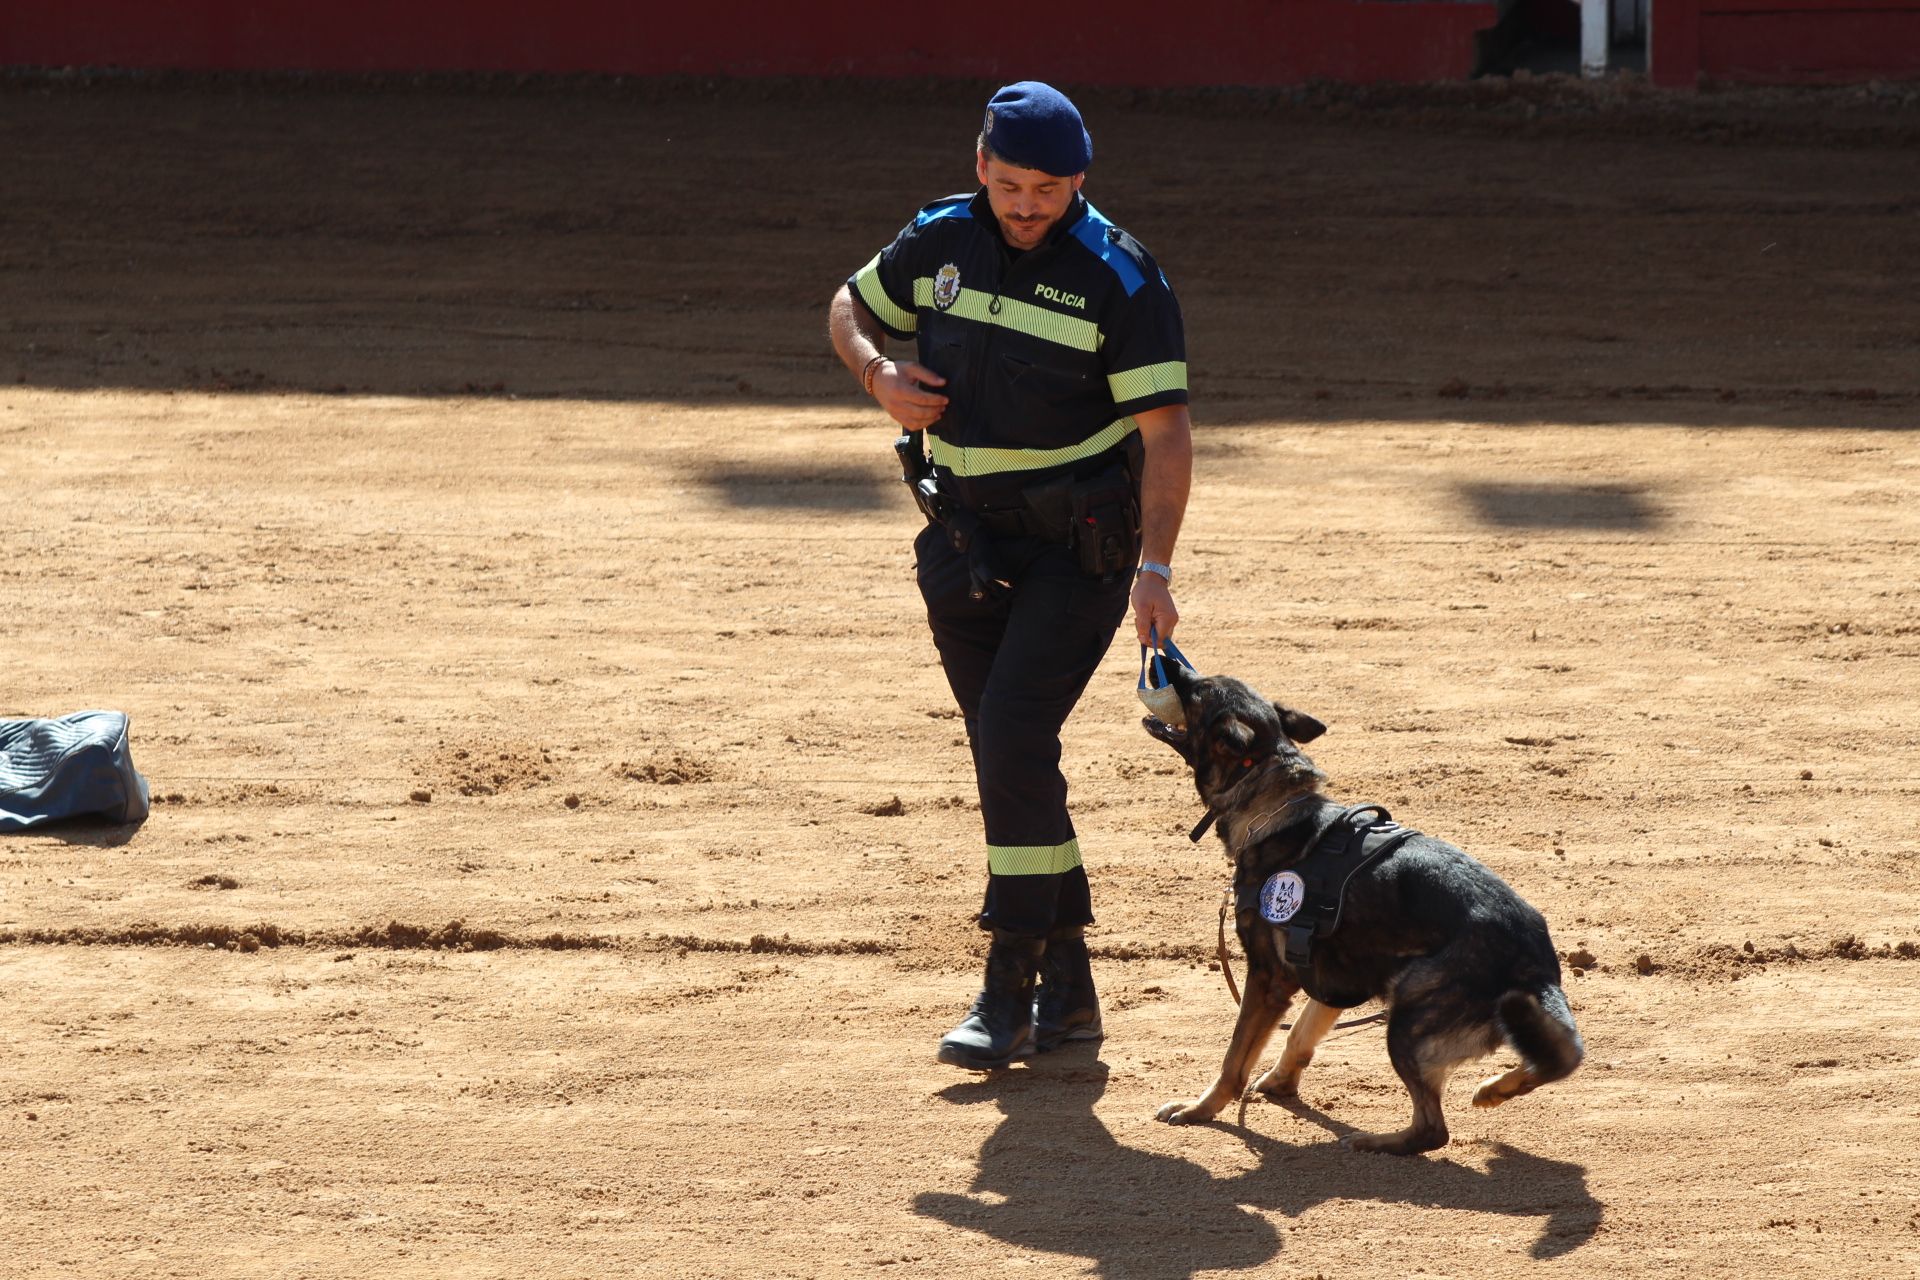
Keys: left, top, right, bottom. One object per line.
{"left": 861, "top": 355, "right": 887, "bottom": 397}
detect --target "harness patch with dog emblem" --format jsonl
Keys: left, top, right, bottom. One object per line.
{"left": 1259, "top": 870, "right": 1307, "bottom": 924}
{"left": 933, "top": 263, "right": 962, "bottom": 311}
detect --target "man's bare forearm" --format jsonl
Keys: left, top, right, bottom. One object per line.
{"left": 1135, "top": 404, "right": 1192, "bottom": 568}
{"left": 1126, "top": 404, "right": 1189, "bottom": 643}
{"left": 828, "top": 285, "right": 951, "bottom": 430}
{"left": 829, "top": 284, "right": 886, "bottom": 381}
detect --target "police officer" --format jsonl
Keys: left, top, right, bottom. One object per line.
{"left": 828, "top": 81, "right": 1192, "bottom": 1069}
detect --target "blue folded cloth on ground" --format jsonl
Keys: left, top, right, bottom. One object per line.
{"left": 0, "top": 710, "right": 151, "bottom": 830}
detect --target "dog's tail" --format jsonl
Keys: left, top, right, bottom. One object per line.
{"left": 1496, "top": 986, "right": 1584, "bottom": 1084}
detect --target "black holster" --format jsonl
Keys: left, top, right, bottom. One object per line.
{"left": 945, "top": 508, "right": 1012, "bottom": 602}
{"left": 895, "top": 431, "right": 949, "bottom": 526}
{"left": 897, "top": 431, "right": 1010, "bottom": 600}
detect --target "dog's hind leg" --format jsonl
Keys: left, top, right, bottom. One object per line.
{"left": 1347, "top": 1008, "right": 1464, "bottom": 1156}
{"left": 1252, "top": 998, "right": 1341, "bottom": 1100}
{"left": 1472, "top": 1063, "right": 1537, "bottom": 1108}
{"left": 1157, "top": 969, "right": 1297, "bottom": 1125}
{"left": 1474, "top": 987, "right": 1584, "bottom": 1108}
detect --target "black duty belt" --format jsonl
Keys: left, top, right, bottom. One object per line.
{"left": 972, "top": 505, "right": 1058, "bottom": 539}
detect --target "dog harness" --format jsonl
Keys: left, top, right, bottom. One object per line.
{"left": 1235, "top": 803, "right": 1419, "bottom": 970}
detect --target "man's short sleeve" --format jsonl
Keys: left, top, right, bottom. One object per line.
{"left": 847, "top": 220, "right": 921, "bottom": 342}
{"left": 1101, "top": 262, "right": 1188, "bottom": 419}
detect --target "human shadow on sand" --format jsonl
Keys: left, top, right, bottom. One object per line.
{"left": 913, "top": 1055, "right": 1600, "bottom": 1279}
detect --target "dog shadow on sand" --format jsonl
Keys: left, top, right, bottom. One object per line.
{"left": 913, "top": 1054, "right": 1601, "bottom": 1279}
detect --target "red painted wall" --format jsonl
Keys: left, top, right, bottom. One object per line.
{"left": 1653, "top": 0, "right": 1920, "bottom": 85}
{"left": 1, "top": 0, "right": 1497, "bottom": 85}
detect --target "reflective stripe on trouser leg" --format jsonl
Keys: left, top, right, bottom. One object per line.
{"left": 974, "top": 685, "right": 1080, "bottom": 934}
{"left": 987, "top": 843, "right": 1092, "bottom": 941}
{"left": 914, "top": 524, "right": 1129, "bottom": 936}
{"left": 988, "top": 839, "right": 1083, "bottom": 876}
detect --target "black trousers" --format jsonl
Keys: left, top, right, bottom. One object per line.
{"left": 915, "top": 521, "right": 1132, "bottom": 937}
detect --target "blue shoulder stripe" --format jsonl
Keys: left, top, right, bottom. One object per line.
{"left": 1071, "top": 202, "right": 1147, "bottom": 297}
{"left": 915, "top": 195, "right": 975, "bottom": 227}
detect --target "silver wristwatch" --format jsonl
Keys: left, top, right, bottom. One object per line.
{"left": 1137, "top": 560, "right": 1173, "bottom": 584}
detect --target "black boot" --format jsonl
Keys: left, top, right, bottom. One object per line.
{"left": 937, "top": 930, "right": 1044, "bottom": 1070}
{"left": 1034, "top": 925, "right": 1103, "bottom": 1051}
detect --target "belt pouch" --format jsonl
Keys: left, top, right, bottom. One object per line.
{"left": 1016, "top": 474, "right": 1076, "bottom": 543}
{"left": 1064, "top": 465, "right": 1139, "bottom": 576}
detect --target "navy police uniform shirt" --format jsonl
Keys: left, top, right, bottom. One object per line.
{"left": 848, "top": 189, "right": 1187, "bottom": 513}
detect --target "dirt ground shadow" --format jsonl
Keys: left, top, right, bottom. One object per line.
{"left": 915, "top": 1058, "right": 1598, "bottom": 1278}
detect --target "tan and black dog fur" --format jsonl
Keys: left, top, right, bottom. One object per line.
{"left": 1143, "top": 664, "right": 1583, "bottom": 1154}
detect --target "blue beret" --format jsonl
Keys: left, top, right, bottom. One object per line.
{"left": 982, "top": 81, "right": 1092, "bottom": 178}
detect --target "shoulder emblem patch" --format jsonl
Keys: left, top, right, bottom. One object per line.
{"left": 933, "top": 263, "right": 962, "bottom": 311}
{"left": 1258, "top": 870, "right": 1307, "bottom": 924}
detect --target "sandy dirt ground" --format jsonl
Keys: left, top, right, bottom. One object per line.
{"left": 3, "top": 75, "right": 1919, "bottom": 1278}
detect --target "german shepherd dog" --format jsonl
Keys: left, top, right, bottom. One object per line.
{"left": 1142, "top": 664, "right": 1583, "bottom": 1154}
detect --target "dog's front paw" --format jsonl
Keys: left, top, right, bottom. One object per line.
{"left": 1155, "top": 1100, "right": 1218, "bottom": 1125}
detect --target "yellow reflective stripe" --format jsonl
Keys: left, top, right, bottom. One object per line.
{"left": 912, "top": 280, "right": 1101, "bottom": 353}
{"left": 1108, "top": 360, "right": 1187, "bottom": 403}
{"left": 988, "top": 838, "right": 1083, "bottom": 876}
{"left": 928, "top": 418, "right": 1137, "bottom": 478}
{"left": 854, "top": 254, "right": 916, "bottom": 333}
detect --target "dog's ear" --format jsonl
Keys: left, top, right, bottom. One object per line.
{"left": 1276, "top": 704, "right": 1327, "bottom": 744}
